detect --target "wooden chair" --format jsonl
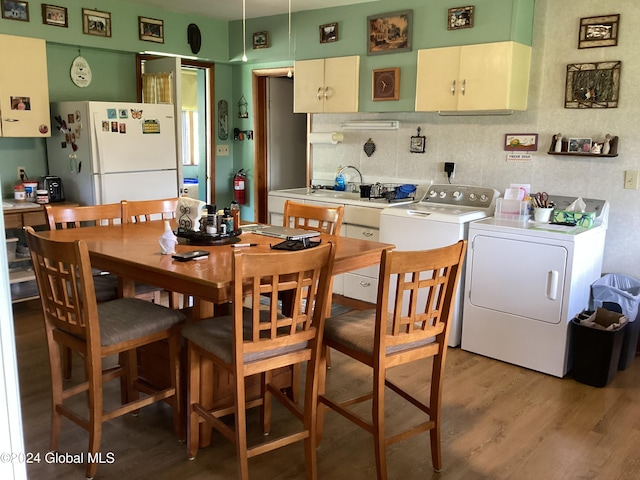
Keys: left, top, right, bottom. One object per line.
{"left": 121, "top": 198, "right": 187, "bottom": 308}
{"left": 316, "top": 240, "right": 467, "bottom": 479}
{"left": 121, "top": 197, "right": 179, "bottom": 224}
{"left": 45, "top": 203, "right": 164, "bottom": 379}
{"left": 182, "top": 242, "right": 336, "bottom": 480}
{"left": 283, "top": 199, "right": 344, "bottom": 235}
{"left": 25, "top": 226, "right": 186, "bottom": 480}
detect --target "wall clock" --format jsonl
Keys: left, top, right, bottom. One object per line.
{"left": 372, "top": 67, "right": 400, "bottom": 101}
{"left": 70, "top": 55, "right": 92, "bottom": 88}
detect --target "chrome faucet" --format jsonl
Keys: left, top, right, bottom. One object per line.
{"left": 338, "top": 165, "right": 363, "bottom": 192}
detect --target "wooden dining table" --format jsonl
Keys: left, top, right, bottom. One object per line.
{"left": 40, "top": 220, "right": 394, "bottom": 443}
{"left": 40, "top": 220, "right": 394, "bottom": 317}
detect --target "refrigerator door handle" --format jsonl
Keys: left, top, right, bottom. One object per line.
{"left": 93, "top": 112, "right": 105, "bottom": 175}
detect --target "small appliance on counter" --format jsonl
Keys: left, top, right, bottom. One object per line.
{"left": 41, "top": 175, "right": 65, "bottom": 202}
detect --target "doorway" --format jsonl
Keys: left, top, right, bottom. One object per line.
{"left": 136, "top": 55, "right": 215, "bottom": 203}
{"left": 252, "top": 67, "right": 308, "bottom": 223}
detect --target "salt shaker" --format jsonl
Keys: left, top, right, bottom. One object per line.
{"left": 159, "top": 220, "right": 178, "bottom": 255}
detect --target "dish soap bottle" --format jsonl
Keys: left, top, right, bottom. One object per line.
{"left": 334, "top": 167, "right": 346, "bottom": 191}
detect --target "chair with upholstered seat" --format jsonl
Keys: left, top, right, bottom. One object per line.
{"left": 283, "top": 199, "right": 344, "bottom": 235}
{"left": 183, "top": 242, "right": 336, "bottom": 480}
{"left": 316, "top": 240, "right": 467, "bottom": 479}
{"left": 25, "top": 226, "right": 186, "bottom": 480}
{"left": 45, "top": 203, "right": 164, "bottom": 380}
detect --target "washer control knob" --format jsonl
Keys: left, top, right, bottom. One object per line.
{"left": 429, "top": 190, "right": 437, "bottom": 198}
{"left": 469, "top": 193, "right": 477, "bottom": 201}
{"left": 439, "top": 191, "right": 447, "bottom": 198}
{"left": 480, "top": 194, "right": 489, "bottom": 202}
{"left": 453, "top": 191, "right": 462, "bottom": 199}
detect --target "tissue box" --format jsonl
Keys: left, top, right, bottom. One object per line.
{"left": 551, "top": 210, "right": 596, "bottom": 227}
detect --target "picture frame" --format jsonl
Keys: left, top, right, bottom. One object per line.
{"left": 578, "top": 14, "right": 619, "bottom": 49}
{"left": 448, "top": 6, "right": 474, "bottom": 30}
{"left": 367, "top": 10, "right": 412, "bottom": 55}
{"left": 41, "top": 4, "right": 66, "bottom": 27}
{"left": 372, "top": 67, "right": 400, "bottom": 101}
{"left": 1, "top": 0, "right": 29, "bottom": 22}
{"left": 504, "top": 133, "right": 538, "bottom": 151}
{"left": 410, "top": 127, "right": 426, "bottom": 154}
{"left": 319, "top": 22, "right": 338, "bottom": 43}
{"left": 82, "top": 8, "right": 111, "bottom": 38}
{"left": 568, "top": 138, "right": 592, "bottom": 153}
{"left": 139, "top": 16, "right": 164, "bottom": 43}
{"left": 252, "top": 31, "right": 269, "bottom": 49}
{"left": 565, "top": 61, "right": 621, "bottom": 109}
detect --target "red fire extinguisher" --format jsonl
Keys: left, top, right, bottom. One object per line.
{"left": 233, "top": 169, "right": 247, "bottom": 204}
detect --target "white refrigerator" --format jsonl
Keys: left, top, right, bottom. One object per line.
{"left": 46, "top": 101, "right": 179, "bottom": 205}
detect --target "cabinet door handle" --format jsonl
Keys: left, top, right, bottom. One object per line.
{"left": 547, "top": 270, "right": 559, "bottom": 300}
{"left": 316, "top": 87, "right": 322, "bottom": 101}
{"left": 461, "top": 79, "right": 466, "bottom": 96}
{"left": 4, "top": 118, "right": 19, "bottom": 122}
{"left": 359, "top": 281, "right": 371, "bottom": 287}
{"left": 362, "top": 230, "right": 373, "bottom": 237}
{"left": 450, "top": 80, "right": 456, "bottom": 96}
{"left": 324, "top": 87, "right": 329, "bottom": 100}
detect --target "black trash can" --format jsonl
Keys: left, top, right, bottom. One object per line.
{"left": 571, "top": 310, "right": 627, "bottom": 388}
{"left": 591, "top": 274, "right": 640, "bottom": 370}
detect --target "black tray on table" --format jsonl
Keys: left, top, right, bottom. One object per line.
{"left": 175, "top": 228, "right": 243, "bottom": 246}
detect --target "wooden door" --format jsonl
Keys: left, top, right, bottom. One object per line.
{"left": 415, "top": 46, "right": 461, "bottom": 112}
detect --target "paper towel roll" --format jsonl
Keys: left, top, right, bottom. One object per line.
{"left": 309, "top": 132, "right": 344, "bottom": 144}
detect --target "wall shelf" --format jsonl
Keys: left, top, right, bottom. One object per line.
{"left": 547, "top": 135, "right": 618, "bottom": 157}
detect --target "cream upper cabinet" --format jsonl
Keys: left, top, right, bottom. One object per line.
{"left": 0, "top": 34, "right": 51, "bottom": 137}
{"left": 294, "top": 56, "right": 360, "bottom": 113}
{"left": 415, "top": 41, "right": 531, "bottom": 112}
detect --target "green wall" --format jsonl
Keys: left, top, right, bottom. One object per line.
{"left": 1, "top": 0, "right": 534, "bottom": 216}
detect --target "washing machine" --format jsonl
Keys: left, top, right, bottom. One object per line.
{"left": 380, "top": 184, "right": 500, "bottom": 347}
{"left": 461, "top": 196, "right": 609, "bottom": 377}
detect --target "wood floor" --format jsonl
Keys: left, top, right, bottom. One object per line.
{"left": 12, "top": 298, "right": 640, "bottom": 480}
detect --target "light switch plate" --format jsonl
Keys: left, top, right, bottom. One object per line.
{"left": 216, "top": 145, "right": 229, "bottom": 156}
{"left": 624, "top": 170, "right": 639, "bottom": 190}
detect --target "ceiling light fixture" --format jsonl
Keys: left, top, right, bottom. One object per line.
{"left": 287, "top": 0, "right": 292, "bottom": 77}
{"left": 242, "top": 0, "right": 248, "bottom": 62}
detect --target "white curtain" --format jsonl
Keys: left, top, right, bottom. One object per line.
{"left": 142, "top": 72, "right": 173, "bottom": 104}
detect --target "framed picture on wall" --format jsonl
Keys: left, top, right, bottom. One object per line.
{"left": 41, "top": 4, "right": 66, "bottom": 27}
{"left": 448, "top": 6, "right": 474, "bottom": 30}
{"left": 578, "top": 14, "right": 620, "bottom": 49}
{"left": 139, "top": 16, "right": 164, "bottom": 43}
{"left": 82, "top": 8, "right": 111, "bottom": 38}
{"left": 565, "top": 61, "right": 621, "bottom": 109}
{"left": 252, "top": 31, "right": 269, "bottom": 49}
{"left": 367, "top": 10, "right": 412, "bottom": 55}
{"left": 319, "top": 22, "right": 338, "bottom": 43}
{"left": 1, "top": 0, "right": 29, "bottom": 22}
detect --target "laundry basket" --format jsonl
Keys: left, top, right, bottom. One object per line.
{"left": 592, "top": 274, "right": 640, "bottom": 370}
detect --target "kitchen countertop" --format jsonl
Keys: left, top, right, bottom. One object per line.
{"left": 269, "top": 187, "right": 418, "bottom": 209}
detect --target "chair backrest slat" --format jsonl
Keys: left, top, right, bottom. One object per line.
{"left": 283, "top": 200, "right": 344, "bottom": 235}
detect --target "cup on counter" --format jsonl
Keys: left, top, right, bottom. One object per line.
{"left": 359, "top": 184, "right": 372, "bottom": 198}
{"left": 534, "top": 207, "right": 554, "bottom": 223}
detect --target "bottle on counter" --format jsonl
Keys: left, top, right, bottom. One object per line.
{"left": 14, "top": 183, "right": 26, "bottom": 202}
{"left": 230, "top": 201, "right": 240, "bottom": 231}
{"left": 334, "top": 166, "right": 346, "bottom": 191}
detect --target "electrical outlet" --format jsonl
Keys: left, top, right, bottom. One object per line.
{"left": 17, "top": 166, "right": 26, "bottom": 181}
{"left": 624, "top": 170, "right": 639, "bottom": 190}
{"left": 216, "top": 145, "right": 229, "bottom": 156}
